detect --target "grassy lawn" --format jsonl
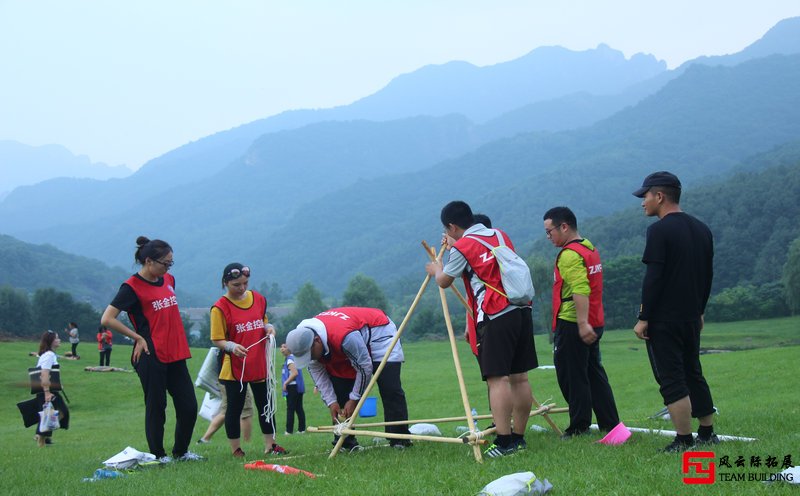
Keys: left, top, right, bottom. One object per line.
{"left": 2, "top": 316, "right": 798, "bottom": 495}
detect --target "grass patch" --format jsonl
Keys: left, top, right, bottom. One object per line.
{"left": 2, "top": 316, "right": 799, "bottom": 495}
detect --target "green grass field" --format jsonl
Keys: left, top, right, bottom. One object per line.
{"left": 2, "top": 316, "right": 799, "bottom": 495}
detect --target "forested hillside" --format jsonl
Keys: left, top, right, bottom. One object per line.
{"left": 241, "top": 55, "right": 800, "bottom": 298}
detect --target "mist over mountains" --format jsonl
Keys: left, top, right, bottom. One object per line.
{"left": 2, "top": 18, "right": 800, "bottom": 305}
{"left": 0, "top": 141, "right": 130, "bottom": 199}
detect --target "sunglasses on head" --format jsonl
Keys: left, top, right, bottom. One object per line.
{"left": 225, "top": 266, "right": 250, "bottom": 280}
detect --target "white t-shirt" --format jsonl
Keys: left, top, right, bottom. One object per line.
{"left": 37, "top": 350, "right": 58, "bottom": 370}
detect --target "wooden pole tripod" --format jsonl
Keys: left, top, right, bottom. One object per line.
{"left": 318, "top": 241, "right": 565, "bottom": 461}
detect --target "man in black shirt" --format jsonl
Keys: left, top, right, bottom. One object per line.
{"left": 632, "top": 171, "right": 717, "bottom": 453}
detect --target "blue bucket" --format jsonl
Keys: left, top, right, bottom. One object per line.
{"left": 361, "top": 397, "right": 378, "bottom": 417}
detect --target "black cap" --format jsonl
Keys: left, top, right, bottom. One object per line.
{"left": 633, "top": 171, "right": 682, "bottom": 198}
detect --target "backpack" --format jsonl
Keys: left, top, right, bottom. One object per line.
{"left": 465, "top": 231, "right": 535, "bottom": 305}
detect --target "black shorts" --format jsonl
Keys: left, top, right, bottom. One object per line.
{"left": 477, "top": 307, "right": 538, "bottom": 380}
{"left": 645, "top": 319, "right": 714, "bottom": 416}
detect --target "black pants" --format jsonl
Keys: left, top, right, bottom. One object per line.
{"left": 221, "top": 380, "right": 275, "bottom": 439}
{"left": 71, "top": 343, "right": 79, "bottom": 357}
{"left": 134, "top": 354, "right": 197, "bottom": 458}
{"left": 372, "top": 361, "right": 410, "bottom": 443}
{"left": 330, "top": 375, "right": 360, "bottom": 449}
{"left": 554, "top": 320, "right": 619, "bottom": 433}
{"left": 285, "top": 384, "right": 306, "bottom": 433}
{"left": 646, "top": 320, "right": 715, "bottom": 417}
{"left": 329, "top": 362, "right": 410, "bottom": 448}
{"left": 99, "top": 349, "right": 111, "bottom": 366}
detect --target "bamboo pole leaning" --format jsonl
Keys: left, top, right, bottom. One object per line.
{"left": 428, "top": 242, "right": 484, "bottom": 463}
{"left": 327, "top": 245, "right": 446, "bottom": 459}
{"left": 313, "top": 403, "right": 567, "bottom": 430}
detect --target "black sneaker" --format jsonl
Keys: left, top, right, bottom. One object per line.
{"left": 512, "top": 438, "right": 527, "bottom": 450}
{"left": 484, "top": 443, "right": 517, "bottom": 458}
{"left": 662, "top": 435, "right": 695, "bottom": 453}
{"left": 697, "top": 433, "right": 720, "bottom": 445}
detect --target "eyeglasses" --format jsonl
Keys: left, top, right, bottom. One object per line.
{"left": 225, "top": 266, "right": 251, "bottom": 280}
{"left": 153, "top": 259, "right": 174, "bottom": 268}
{"left": 545, "top": 225, "right": 562, "bottom": 238}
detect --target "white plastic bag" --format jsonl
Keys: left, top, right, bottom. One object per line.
{"left": 194, "top": 347, "right": 221, "bottom": 396}
{"left": 38, "top": 401, "right": 60, "bottom": 433}
{"left": 103, "top": 446, "right": 157, "bottom": 469}
{"left": 409, "top": 423, "right": 442, "bottom": 436}
{"left": 478, "top": 471, "right": 553, "bottom": 496}
{"left": 199, "top": 392, "right": 222, "bottom": 421}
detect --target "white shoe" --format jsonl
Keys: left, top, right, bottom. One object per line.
{"left": 177, "top": 451, "right": 205, "bottom": 462}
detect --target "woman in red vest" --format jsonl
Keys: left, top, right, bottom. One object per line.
{"left": 210, "top": 262, "right": 285, "bottom": 458}
{"left": 100, "top": 236, "right": 201, "bottom": 462}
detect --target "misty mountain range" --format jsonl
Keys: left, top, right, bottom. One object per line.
{"left": 2, "top": 17, "right": 800, "bottom": 306}
{"left": 0, "top": 141, "right": 130, "bottom": 199}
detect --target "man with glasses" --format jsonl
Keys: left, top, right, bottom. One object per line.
{"left": 543, "top": 206, "right": 619, "bottom": 439}
{"left": 632, "top": 171, "right": 717, "bottom": 452}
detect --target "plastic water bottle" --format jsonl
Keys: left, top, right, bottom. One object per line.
{"left": 471, "top": 408, "right": 479, "bottom": 429}
{"left": 93, "top": 469, "right": 125, "bottom": 479}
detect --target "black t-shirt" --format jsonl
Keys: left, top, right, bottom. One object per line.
{"left": 110, "top": 274, "right": 169, "bottom": 341}
{"left": 640, "top": 212, "right": 714, "bottom": 322}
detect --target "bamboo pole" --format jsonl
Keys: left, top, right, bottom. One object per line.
{"left": 313, "top": 403, "right": 565, "bottom": 429}
{"left": 314, "top": 405, "right": 566, "bottom": 430}
{"left": 321, "top": 427, "right": 487, "bottom": 445}
{"left": 531, "top": 392, "right": 563, "bottom": 435}
{"left": 422, "top": 240, "right": 471, "bottom": 315}
{"left": 432, "top": 247, "right": 483, "bottom": 463}
{"left": 328, "top": 245, "right": 446, "bottom": 459}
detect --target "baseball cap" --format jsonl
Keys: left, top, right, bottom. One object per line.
{"left": 632, "top": 171, "right": 682, "bottom": 198}
{"left": 285, "top": 326, "right": 316, "bottom": 369}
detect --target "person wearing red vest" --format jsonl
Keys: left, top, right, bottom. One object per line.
{"left": 96, "top": 326, "right": 113, "bottom": 366}
{"left": 544, "top": 206, "right": 619, "bottom": 439}
{"left": 426, "top": 201, "right": 538, "bottom": 458}
{"left": 285, "top": 306, "right": 411, "bottom": 452}
{"left": 100, "top": 236, "right": 201, "bottom": 462}
{"left": 210, "top": 262, "right": 285, "bottom": 458}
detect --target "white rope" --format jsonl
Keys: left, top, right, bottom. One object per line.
{"left": 332, "top": 419, "right": 349, "bottom": 437}
{"left": 262, "top": 333, "right": 278, "bottom": 426}
{"left": 237, "top": 335, "right": 269, "bottom": 392}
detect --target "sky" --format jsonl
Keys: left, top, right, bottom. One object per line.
{"left": 1, "top": 1, "right": 798, "bottom": 170}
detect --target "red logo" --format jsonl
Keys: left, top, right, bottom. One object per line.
{"left": 683, "top": 451, "right": 716, "bottom": 484}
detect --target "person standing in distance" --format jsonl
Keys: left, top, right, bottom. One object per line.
{"left": 425, "top": 200, "right": 537, "bottom": 457}
{"left": 632, "top": 172, "right": 717, "bottom": 452}
{"left": 543, "top": 206, "right": 619, "bottom": 439}
{"left": 100, "top": 236, "right": 201, "bottom": 462}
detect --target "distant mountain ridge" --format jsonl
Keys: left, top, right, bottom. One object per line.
{"left": 0, "top": 43, "right": 670, "bottom": 234}
{"left": 0, "top": 141, "right": 131, "bottom": 197}
{"left": 236, "top": 54, "right": 800, "bottom": 296}
{"left": 2, "top": 18, "right": 800, "bottom": 302}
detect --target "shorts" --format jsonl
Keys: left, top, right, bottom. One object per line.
{"left": 217, "top": 382, "right": 254, "bottom": 418}
{"left": 477, "top": 307, "right": 538, "bottom": 380}
{"left": 645, "top": 319, "right": 714, "bottom": 416}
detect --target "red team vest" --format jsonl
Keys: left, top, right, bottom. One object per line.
{"left": 213, "top": 291, "right": 268, "bottom": 382}
{"left": 453, "top": 230, "right": 515, "bottom": 324}
{"left": 551, "top": 240, "right": 605, "bottom": 331}
{"left": 125, "top": 273, "right": 191, "bottom": 363}
{"left": 315, "top": 307, "right": 389, "bottom": 379}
